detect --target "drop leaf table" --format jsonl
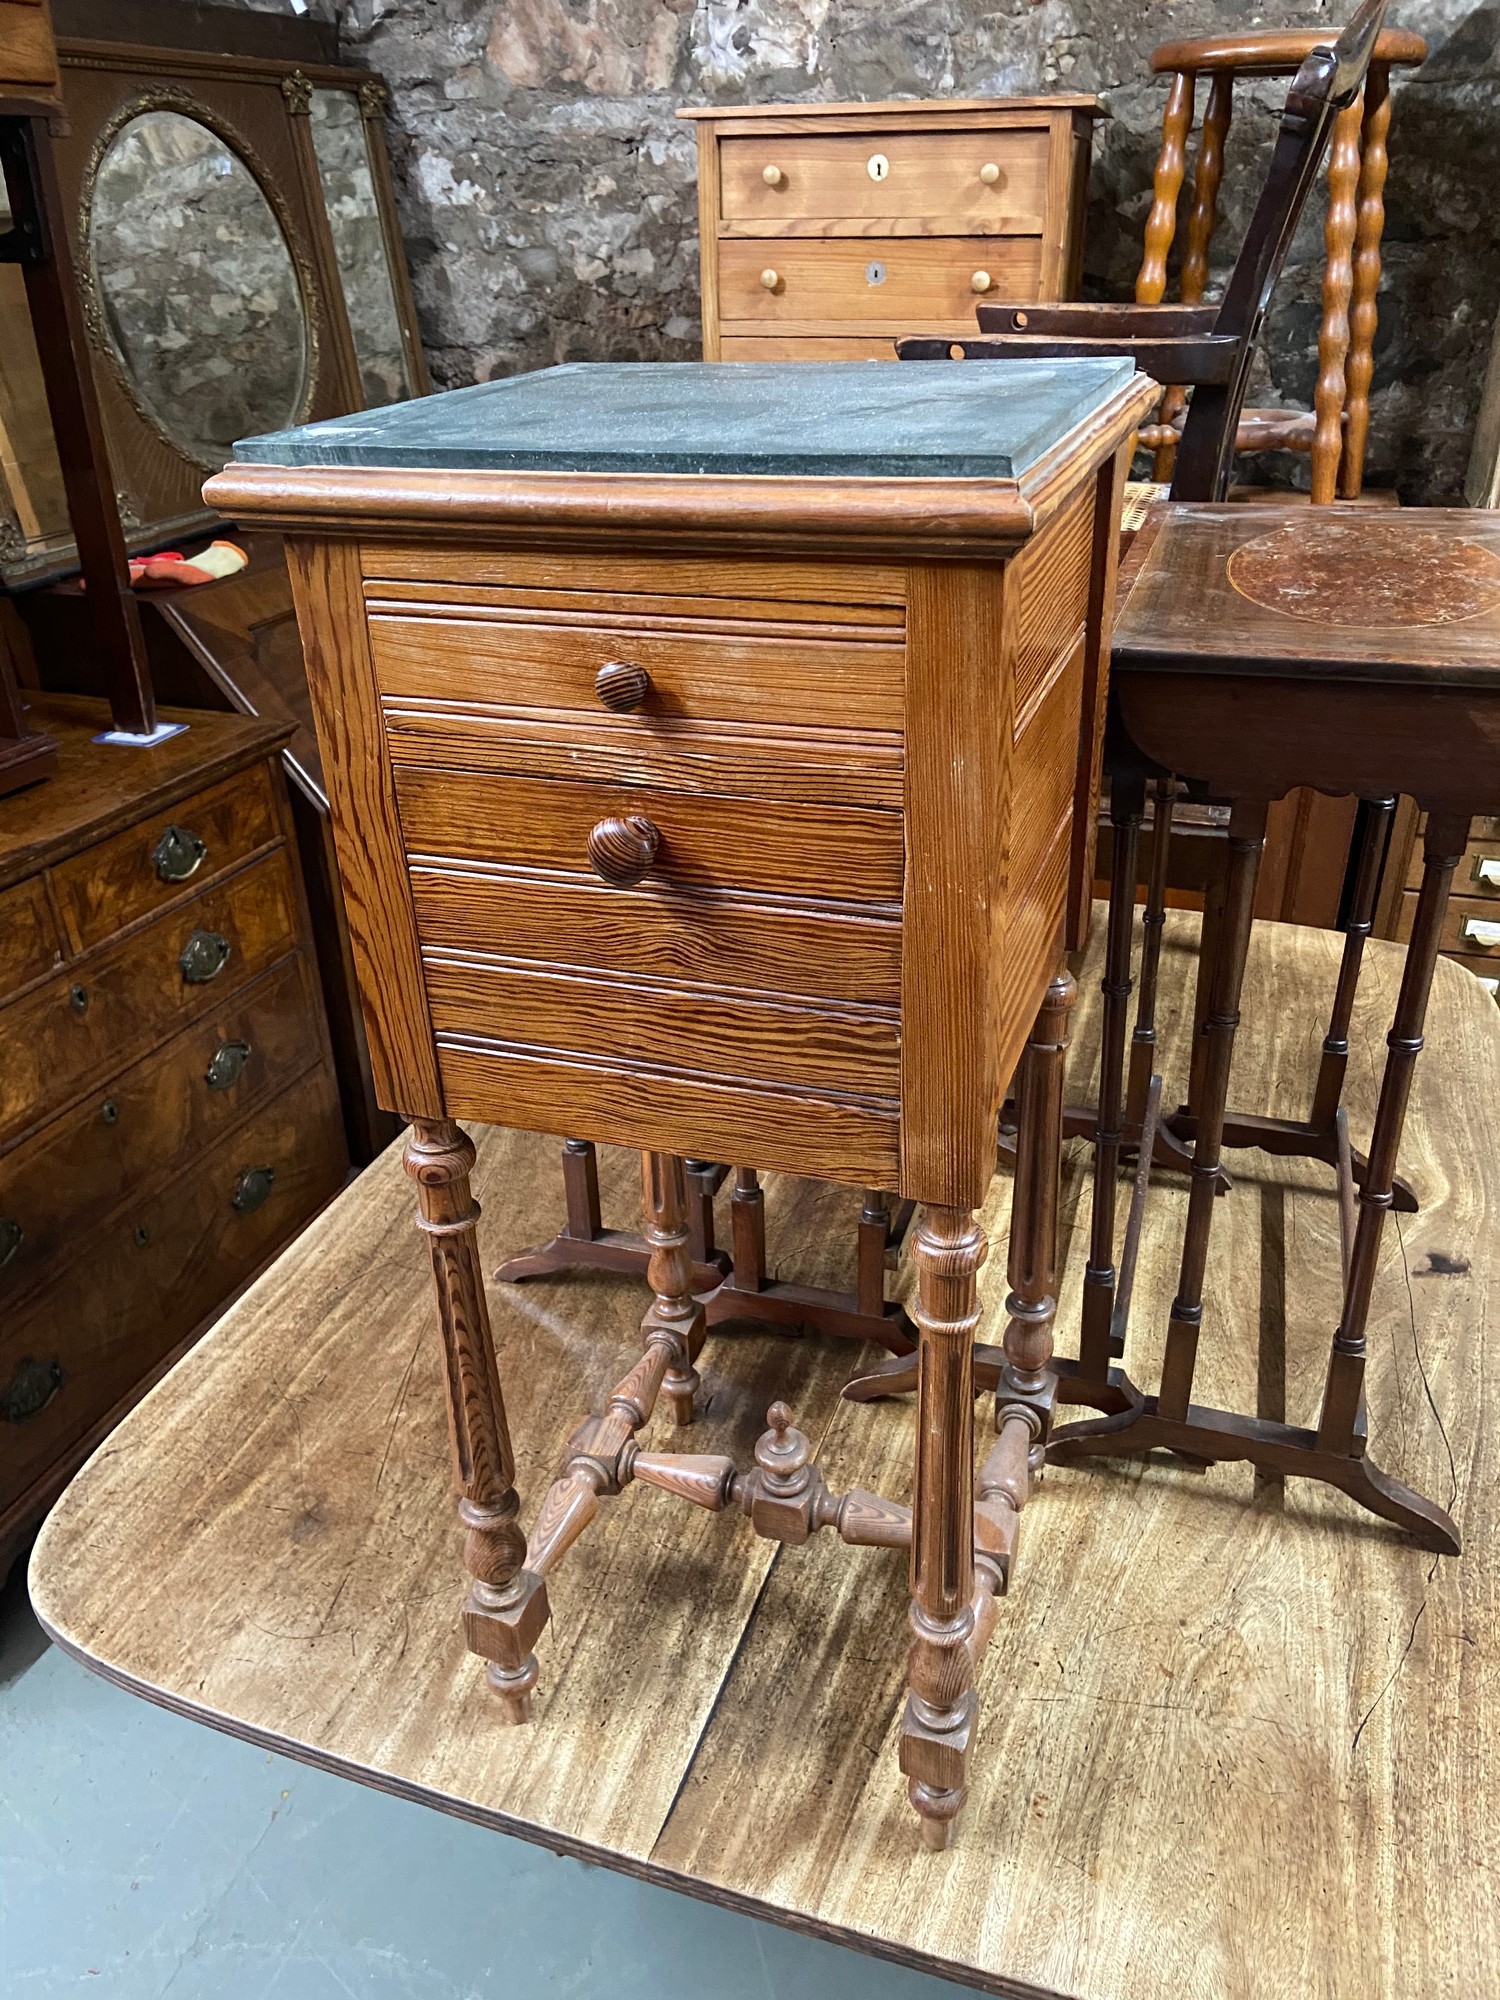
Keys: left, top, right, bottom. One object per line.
{"left": 206, "top": 357, "right": 1156, "bottom": 1846}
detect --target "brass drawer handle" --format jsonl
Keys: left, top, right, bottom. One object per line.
{"left": 180, "top": 928, "right": 232, "bottom": 983}
{"left": 970, "top": 269, "right": 993, "bottom": 294}
{"left": 0, "top": 1216, "right": 22, "bottom": 1268}
{"left": 1462, "top": 917, "right": 1500, "bottom": 949}
{"left": 762, "top": 163, "right": 784, "bottom": 187}
{"left": 151, "top": 823, "right": 207, "bottom": 882}
{"left": 232, "top": 1165, "right": 275, "bottom": 1213}
{"left": 206, "top": 1039, "right": 252, "bottom": 1090}
{"left": 1, "top": 1354, "right": 63, "bottom": 1423}
{"left": 587, "top": 814, "right": 659, "bottom": 888}
{"left": 594, "top": 660, "right": 651, "bottom": 713}
{"left": 1475, "top": 857, "right": 1500, "bottom": 889}
{"left": 759, "top": 267, "right": 781, "bottom": 292}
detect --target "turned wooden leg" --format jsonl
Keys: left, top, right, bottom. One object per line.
{"left": 644, "top": 1151, "right": 709, "bottom": 1429}
{"left": 899, "top": 1206, "right": 985, "bottom": 1851}
{"left": 1159, "top": 800, "right": 1268, "bottom": 1423}
{"left": 405, "top": 1119, "right": 547, "bottom": 1721}
{"left": 1127, "top": 777, "right": 1175, "bottom": 1133}
{"left": 1082, "top": 773, "right": 1144, "bottom": 1383}
{"left": 858, "top": 1189, "right": 894, "bottom": 1320}
{"left": 1308, "top": 797, "right": 1395, "bottom": 1134}
{"left": 729, "top": 1166, "right": 767, "bottom": 1293}
{"left": 1318, "top": 814, "right": 1469, "bottom": 1453}
{"left": 1002, "top": 967, "right": 1076, "bottom": 1459}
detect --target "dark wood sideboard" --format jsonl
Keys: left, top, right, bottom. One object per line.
{"left": 0, "top": 694, "right": 348, "bottom": 1577}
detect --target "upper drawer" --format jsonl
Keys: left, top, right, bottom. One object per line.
{"left": 718, "top": 236, "right": 1043, "bottom": 329}
{"left": 0, "top": 848, "right": 301, "bottom": 1144}
{"left": 50, "top": 762, "right": 280, "bottom": 954}
{"left": 366, "top": 589, "right": 906, "bottom": 734}
{"left": 719, "top": 130, "right": 1049, "bottom": 236}
{"left": 0, "top": 875, "right": 62, "bottom": 1003}
{"left": 0, "top": 953, "right": 324, "bottom": 1308}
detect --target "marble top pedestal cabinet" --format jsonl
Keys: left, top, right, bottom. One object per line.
{"left": 208, "top": 357, "right": 1156, "bottom": 1846}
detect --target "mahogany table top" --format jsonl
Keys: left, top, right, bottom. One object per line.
{"left": 29, "top": 913, "right": 1500, "bottom": 2000}
{"left": 1114, "top": 503, "right": 1500, "bottom": 687}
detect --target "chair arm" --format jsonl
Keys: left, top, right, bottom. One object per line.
{"left": 975, "top": 302, "right": 1220, "bottom": 339}
{"left": 896, "top": 330, "right": 1237, "bottom": 386}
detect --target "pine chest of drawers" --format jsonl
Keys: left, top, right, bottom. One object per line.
{"left": 679, "top": 96, "right": 1103, "bottom": 362}
{"left": 0, "top": 697, "right": 348, "bottom": 1571}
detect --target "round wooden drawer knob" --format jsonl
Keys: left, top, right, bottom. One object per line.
{"left": 587, "top": 814, "right": 660, "bottom": 888}
{"left": 760, "top": 268, "right": 780, "bottom": 291}
{"left": 979, "top": 162, "right": 1001, "bottom": 185}
{"left": 762, "top": 164, "right": 784, "bottom": 187}
{"left": 970, "top": 270, "right": 993, "bottom": 293}
{"left": 594, "top": 659, "right": 651, "bottom": 712}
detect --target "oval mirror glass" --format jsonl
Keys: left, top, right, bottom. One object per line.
{"left": 89, "top": 109, "right": 309, "bottom": 465}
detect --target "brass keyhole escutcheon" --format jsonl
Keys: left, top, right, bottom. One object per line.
{"left": 865, "top": 260, "right": 887, "bottom": 287}
{"left": 68, "top": 983, "right": 88, "bottom": 1013}
{"left": 100, "top": 1098, "right": 119, "bottom": 1125}
{"left": 133, "top": 1225, "right": 151, "bottom": 1248}
{"left": 151, "top": 823, "right": 207, "bottom": 883}
{"left": 1, "top": 1354, "right": 63, "bottom": 1424}
{"left": 0, "top": 1217, "right": 22, "bottom": 1269}
{"left": 866, "top": 152, "right": 890, "bottom": 182}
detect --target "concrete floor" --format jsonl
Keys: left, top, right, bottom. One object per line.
{"left": 1, "top": 1554, "right": 965, "bottom": 2000}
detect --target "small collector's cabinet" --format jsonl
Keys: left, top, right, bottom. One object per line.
{"left": 680, "top": 95, "right": 1102, "bottom": 362}
{"left": 0, "top": 696, "right": 349, "bottom": 1573}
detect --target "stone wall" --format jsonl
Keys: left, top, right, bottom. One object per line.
{"left": 245, "top": 0, "right": 1500, "bottom": 500}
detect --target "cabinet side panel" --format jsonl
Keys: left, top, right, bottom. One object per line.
{"left": 900, "top": 560, "right": 1008, "bottom": 1207}
{"left": 283, "top": 535, "right": 443, "bottom": 1116}
{"left": 695, "top": 121, "right": 723, "bottom": 359}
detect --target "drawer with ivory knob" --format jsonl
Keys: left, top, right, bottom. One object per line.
{"left": 717, "top": 130, "right": 1049, "bottom": 234}
{"left": 717, "top": 235, "right": 1043, "bottom": 333}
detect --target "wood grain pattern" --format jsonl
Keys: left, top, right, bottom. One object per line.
{"left": 1312, "top": 96, "right": 1364, "bottom": 504}
{"left": 409, "top": 865, "right": 902, "bottom": 1008}
{"left": 1137, "top": 69, "right": 1194, "bottom": 306}
{"left": 366, "top": 596, "right": 906, "bottom": 733}
{"left": 899, "top": 560, "right": 1008, "bottom": 1208}
{"left": 284, "top": 535, "right": 442, "bottom": 1116}
{"left": 717, "top": 131, "right": 1048, "bottom": 235}
{"left": 0, "top": 847, "right": 301, "bottom": 1145}
{"left": 717, "top": 236, "right": 1043, "bottom": 330}
{"left": 437, "top": 1043, "right": 900, "bottom": 1188}
{"left": 392, "top": 766, "right": 904, "bottom": 907}
{"left": 30, "top": 911, "right": 1500, "bottom": 1997}
{"left": 47, "top": 762, "right": 279, "bottom": 956}
{"left": 0, "top": 871, "right": 59, "bottom": 999}
{"left": 423, "top": 953, "right": 901, "bottom": 1100}
{"left": 360, "top": 547, "right": 908, "bottom": 608}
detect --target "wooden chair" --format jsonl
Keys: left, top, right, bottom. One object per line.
{"left": 847, "top": 0, "right": 1394, "bottom": 1411}
{"left": 1135, "top": 22, "right": 1425, "bottom": 501}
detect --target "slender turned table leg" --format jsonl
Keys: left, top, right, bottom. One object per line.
{"left": 1127, "top": 777, "right": 1176, "bottom": 1134}
{"left": 1080, "top": 772, "right": 1144, "bottom": 1385}
{"left": 644, "top": 1151, "right": 708, "bottom": 1428}
{"left": 405, "top": 1119, "right": 547, "bottom": 1721}
{"left": 1308, "top": 796, "right": 1395, "bottom": 1133}
{"left": 1158, "top": 798, "right": 1269, "bottom": 1423}
{"left": 900, "top": 1206, "right": 985, "bottom": 1850}
{"left": 1318, "top": 814, "right": 1470, "bottom": 1454}
{"left": 1003, "top": 967, "right": 1076, "bottom": 1459}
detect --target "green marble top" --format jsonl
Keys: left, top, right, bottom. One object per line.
{"left": 232, "top": 360, "right": 1136, "bottom": 480}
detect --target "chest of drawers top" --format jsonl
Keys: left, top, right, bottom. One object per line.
{"left": 679, "top": 95, "right": 1104, "bottom": 360}
{"left": 214, "top": 357, "right": 1154, "bottom": 1207}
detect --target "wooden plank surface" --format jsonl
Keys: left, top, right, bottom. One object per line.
{"left": 30, "top": 911, "right": 1500, "bottom": 2000}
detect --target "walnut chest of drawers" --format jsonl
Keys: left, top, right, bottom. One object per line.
{"left": 679, "top": 96, "right": 1103, "bottom": 362}
{"left": 0, "top": 697, "right": 348, "bottom": 1573}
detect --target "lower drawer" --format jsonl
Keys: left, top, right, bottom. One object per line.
{"left": 0, "top": 952, "right": 325, "bottom": 1308}
{"left": 0, "top": 1062, "right": 346, "bottom": 1517}
{"left": 717, "top": 234, "right": 1042, "bottom": 332}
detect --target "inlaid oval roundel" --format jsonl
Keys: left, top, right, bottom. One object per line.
{"left": 1227, "top": 517, "right": 1500, "bottom": 628}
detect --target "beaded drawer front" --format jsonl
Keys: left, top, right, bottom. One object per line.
{"left": 363, "top": 547, "right": 907, "bottom": 1185}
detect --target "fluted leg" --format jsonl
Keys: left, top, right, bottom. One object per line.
{"left": 644, "top": 1151, "right": 708, "bottom": 1428}
{"left": 900, "top": 1206, "right": 986, "bottom": 1850}
{"left": 405, "top": 1119, "right": 547, "bottom": 1721}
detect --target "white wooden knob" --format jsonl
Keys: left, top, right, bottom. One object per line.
{"left": 759, "top": 268, "right": 780, "bottom": 291}
{"left": 1462, "top": 917, "right": 1500, "bottom": 948}
{"left": 979, "top": 162, "right": 1001, "bottom": 184}
{"left": 1476, "top": 856, "right": 1500, "bottom": 888}
{"left": 762, "top": 163, "right": 784, "bottom": 186}
{"left": 970, "top": 270, "right": 992, "bottom": 293}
